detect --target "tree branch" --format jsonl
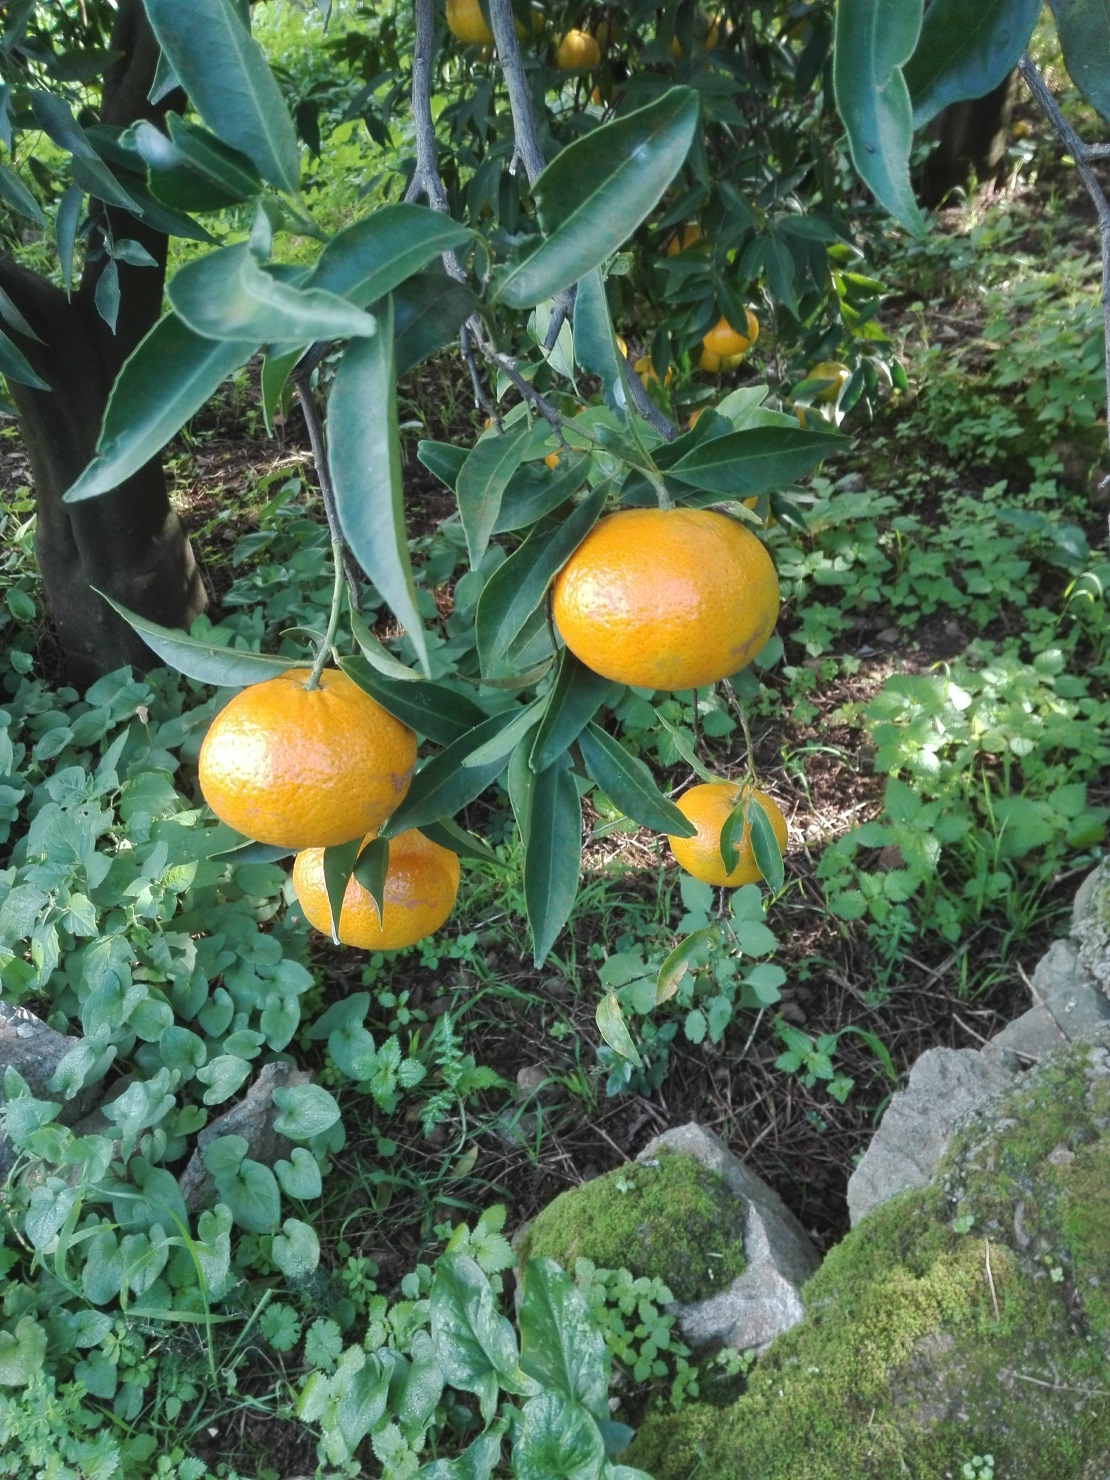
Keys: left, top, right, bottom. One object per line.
{"left": 487, "top": 0, "right": 546, "bottom": 185}
{"left": 403, "top": 0, "right": 452, "bottom": 219}
{"left": 1018, "top": 53, "right": 1110, "bottom": 461}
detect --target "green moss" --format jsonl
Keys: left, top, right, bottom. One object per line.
{"left": 628, "top": 1041, "right": 1110, "bottom": 1480}
{"left": 523, "top": 1152, "right": 747, "bottom": 1305}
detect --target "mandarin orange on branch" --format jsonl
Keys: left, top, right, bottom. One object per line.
{"left": 293, "top": 828, "right": 461, "bottom": 950}
{"left": 198, "top": 667, "right": 416, "bottom": 849}
{"left": 667, "top": 782, "right": 788, "bottom": 887}
{"left": 552, "top": 507, "right": 779, "bottom": 691}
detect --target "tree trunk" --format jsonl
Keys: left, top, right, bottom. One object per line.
{"left": 918, "top": 70, "right": 1020, "bottom": 208}
{"left": 1, "top": 0, "right": 207, "bottom": 687}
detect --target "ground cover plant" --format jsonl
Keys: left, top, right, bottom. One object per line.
{"left": 1, "top": 0, "right": 1110, "bottom": 1475}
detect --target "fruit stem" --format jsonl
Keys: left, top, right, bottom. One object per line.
{"left": 306, "top": 540, "right": 346, "bottom": 690}
{"left": 737, "top": 706, "right": 758, "bottom": 788}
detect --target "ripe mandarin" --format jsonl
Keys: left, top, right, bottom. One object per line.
{"left": 667, "top": 782, "right": 788, "bottom": 887}
{"left": 807, "top": 360, "right": 851, "bottom": 403}
{"left": 293, "top": 829, "right": 461, "bottom": 950}
{"left": 446, "top": 0, "right": 492, "bottom": 44}
{"left": 551, "top": 507, "right": 779, "bottom": 690}
{"left": 198, "top": 667, "right": 416, "bottom": 849}
{"left": 555, "top": 27, "right": 600, "bottom": 67}
{"left": 702, "top": 309, "right": 759, "bottom": 359}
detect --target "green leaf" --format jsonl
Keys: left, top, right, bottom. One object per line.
{"left": 457, "top": 420, "right": 533, "bottom": 568}
{"left": 477, "top": 484, "right": 608, "bottom": 671}
{"left": 271, "top": 1083, "right": 342, "bottom": 1139}
{"left": 339, "top": 655, "right": 488, "bottom": 746}
{"left": 128, "top": 116, "right": 259, "bottom": 210}
{"left": 512, "top": 1390, "right": 606, "bottom": 1480}
{"left": 905, "top": 0, "right": 1040, "bottom": 128}
{"left": 348, "top": 601, "right": 424, "bottom": 683}
{"left": 418, "top": 439, "right": 467, "bottom": 493}
{"left": 272, "top": 1217, "right": 320, "bottom": 1278}
{"left": 0, "top": 163, "right": 44, "bottom": 224}
{"left": 462, "top": 701, "right": 543, "bottom": 768}
{"left": 719, "top": 800, "right": 747, "bottom": 876}
{"left": 524, "top": 759, "right": 582, "bottom": 967}
{"left": 493, "top": 454, "right": 591, "bottom": 534}
{"left": 0, "top": 326, "right": 48, "bottom": 389}
{"left": 213, "top": 1157, "right": 281, "bottom": 1234}
{"left": 90, "top": 594, "right": 295, "bottom": 684}
{"left": 656, "top": 925, "right": 719, "bottom": 1006}
{"left": 196, "top": 1054, "right": 252, "bottom": 1105}
{"left": 274, "top": 1146, "right": 323, "bottom": 1199}
{"left": 595, "top": 991, "right": 642, "bottom": 1067}
{"left": 495, "top": 88, "right": 700, "bottom": 307}
{"left": 519, "top": 1259, "right": 609, "bottom": 1423}
{"left": 833, "top": 0, "right": 927, "bottom": 236}
{"left": 143, "top": 0, "right": 300, "bottom": 192}
{"left": 393, "top": 270, "right": 476, "bottom": 374}
{"left": 308, "top": 204, "right": 473, "bottom": 308}
{"left": 746, "top": 795, "right": 784, "bottom": 891}
{"left": 29, "top": 92, "right": 141, "bottom": 212}
{"left": 430, "top": 1254, "right": 522, "bottom": 1412}
{"left": 1053, "top": 0, "right": 1110, "bottom": 122}
{"left": 380, "top": 711, "right": 520, "bottom": 835}
{"left": 328, "top": 308, "right": 429, "bottom": 674}
{"left": 64, "top": 314, "right": 256, "bottom": 502}
{"left": 168, "top": 243, "right": 375, "bottom": 344}
{"left": 578, "top": 723, "right": 695, "bottom": 836}
{"left": 322, "top": 836, "right": 361, "bottom": 942}
{"left": 0, "top": 1317, "right": 47, "bottom": 1387}
{"left": 352, "top": 836, "right": 389, "bottom": 924}
{"left": 666, "top": 426, "right": 843, "bottom": 499}
{"left": 530, "top": 652, "right": 615, "bottom": 772}
{"left": 421, "top": 818, "right": 500, "bottom": 865}
{"left": 573, "top": 268, "right": 630, "bottom": 420}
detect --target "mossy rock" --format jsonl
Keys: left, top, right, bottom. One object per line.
{"left": 521, "top": 1151, "right": 747, "bottom": 1305}
{"left": 627, "top": 1036, "right": 1110, "bottom": 1480}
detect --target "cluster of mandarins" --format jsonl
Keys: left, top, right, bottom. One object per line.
{"left": 196, "top": 506, "right": 787, "bottom": 953}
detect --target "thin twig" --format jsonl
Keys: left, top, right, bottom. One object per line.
{"left": 1013, "top": 1372, "right": 1109, "bottom": 1397}
{"left": 293, "top": 369, "right": 361, "bottom": 610}
{"left": 488, "top": 0, "right": 546, "bottom": 185}
{"left": 620, "top": 348, "right": 679, "bottom": 440}
{"left": 1018, "top": 51, "right": 1110, "bottom": 461}
{"left": 472, "top": 331, "right": 562, "bottom": 431}
{"left": 404, "top": 0, "right": 451, "bottom": 217}
{"left": 983, "top": 1238, "right": 1000, "bottom": 1320}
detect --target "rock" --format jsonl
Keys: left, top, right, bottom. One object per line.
{"left": 1072, "top": 858, "right": 1110, "bottom": 1002}
{"left": 178, "top": 1061, "right": 312, "bottom": 1211}
{"left": 520, "top": 1123, "right": 820, "bottom": 1356}
{"left": 982, "top": 1004, "right": 1066, "bottom": 1070}
{"left": 628, "top": 1032, "right": 1110, "bottom": 1480}
{"left": 638, "top": 1125, "right": 821, "bottom": 1353}
{"left": 0, "top": 1003, "right": 102, "bottom": 1176}
{"left": 1031, "top": 938, "right": 1110, "bottom": 1038}
{"left": 847, "top": 1047, "right": 1014, "bottom": 1226}
{"left": 515, "top": 1064, "right": 561, "bottom": 1105}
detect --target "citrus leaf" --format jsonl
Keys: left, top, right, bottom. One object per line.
{"left": 417, "top": 439, "right": 467, "bottom": 493}
{"left": 421, "top": 818, "right": 500, "bottom": 864}
{"left": 493, "top": 453, "right": 591, "bottom": 534}
{"left": 656, "top": 925, "right": 719, "bottom": 1006}
{"left": 0, "top": 163, "right": 44, "bottom": 224}
{"left": 529, "top": 652, "right": 616, "bottom": 772}
{"left": 572, "top": 268, "right": 630, "bottom": 421}
{"left": 525, "top": 758, "right": 582, "bottom": 967}
{"left": 352, "top": 837, "right": 389, "bottom": 924}
{"left": 595, "top": 992, "right": 642, "bottom": 1067}
{"left": 462, "top": 700, "right": 543, "bottom": 768}
{"left": 347, "top": 602, "right": 424, "bottom": 683}
{"left": 0, "top": 326, "right": 47, "bottom": 389}
{"left": 1054, "top": 0, "right": 1110, "bottom": 122}
{"left": 665, "top": 425, "right": 843, "bottom": 498}
{"left": 904, "top": 0, "right": 1040, "bottom": 128}
{"left": 719, "top": 799, "right": 747, "bottom": 876}
{"left": 746, "top": 795, "right": 784, "bottom": 892}
{"left": 508, "top": 739, "right": 536, "bottom": 849}
{"left": 578, "top": 723, "right": 696, "bottom": 836}
{"left": 339, "top": 656, "right": 488, "bottom": 746}
{"left": 476, "top": 483, "right": 608, "bottom": 671}
{"left": 328, "top": 304, "right": 430, "bottom": 675}
{"left": 381, "top": 711, "right": 520, "bottom": 835}
{"left": 308, "top": 204, "right": 473, "bottom": 307}
{"left": 93, "top": 594, "right": 296, "bottom": 685}
{"left": 494, "top": 88, "right": 700, "bottom": 307}
{"left": 457, "top": 420, "right": 533, "bottom": 568}
{"left": 322, "top": 837, "right": 361, "bottom": 942}
{"left": 833, "top": 0, "right": 926, "bottom": 237}
{"left": 260, "top": 343, "right": 303, "bottom": 435}
{"left": 210, "top": 839, "right": 295, "bottom": 864}
{"left": 129, "top": 117, "right": 258, "bottom": 211}
{"left": 143, "top": 0, "right": 301, "bottom": 193}
{"left": 168, "top": 244, "right": 376, "bottom": 344}
{"left": 165, "top": 113, "right": 263, "bottom": 198}
{"left": 652, "top": 712, "right": 719, "bottom": 784}
{"left": 393, "top": 270, "right": 476, "bottom": 374}
{"left": 64, "top": 314, "right": 257, "bottom": 502}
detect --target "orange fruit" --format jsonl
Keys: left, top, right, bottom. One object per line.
{"left": 807, "top": 360, "right": 851, "bottom": 403}
{"left": 198, "top": 668, "right": 416, "bottom": 849}
{"left": 552, "top": 507, "right": 779, "bottom": 690}
{"left": 446, "top": 0, "right": 492, "bottom": 44}
{"left": 666, "top": 222, "right": 702, "bottom": 256}
{"left": 634, "top": 354, "right": 673, "bottom": 388}
{"left": 667, "top": 783, "right": 788, "bottom": 887}
{"left": 555, "top": 28, "right": 600, "bottom": 67}
{"left": 702, "top": 310, "right": 759, "bottom": 359}
{"left": 293, "top": 829, "right": 460, "bottom": 950}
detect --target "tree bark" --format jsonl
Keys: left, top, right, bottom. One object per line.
{"left": 918, "top": 70, "right": 1020, "bottom": 208}
{"left": 1, "top": 0, "right": 206, "bottom": 687}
